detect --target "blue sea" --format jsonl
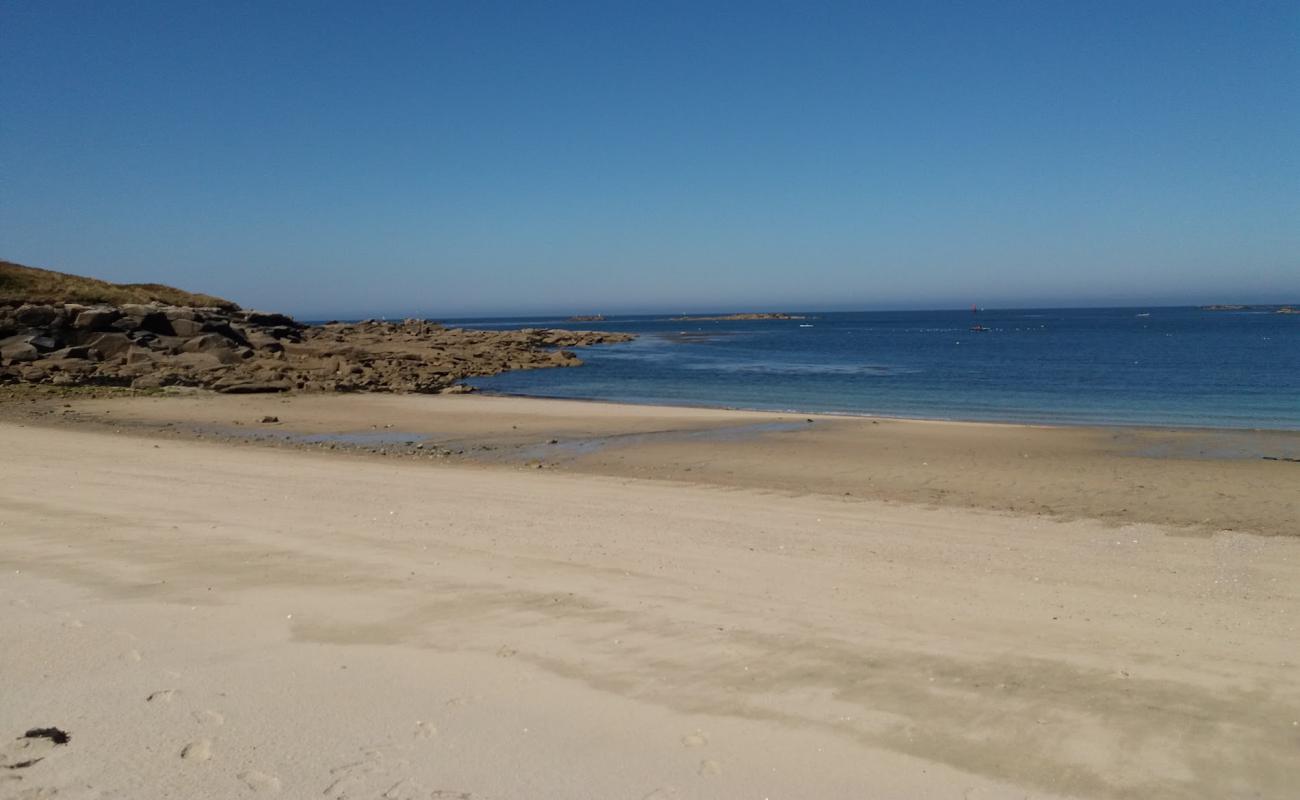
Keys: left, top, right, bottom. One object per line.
{"left": 449, "top": 308, "right": 1299, "bottom": 430}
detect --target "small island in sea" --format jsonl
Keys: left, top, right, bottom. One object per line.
{"left": 1200, "top": 303, "right": 1299, "bottom": 313}
{"left": 667, "top": 311, "right": 807, "bottom": 321}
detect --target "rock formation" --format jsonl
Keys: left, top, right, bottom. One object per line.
{"left": 0, "top": 301, "right": 633, "bottom": 394}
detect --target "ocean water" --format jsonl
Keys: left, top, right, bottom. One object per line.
{"left": 452, "top": 308, "right": 1299, "bottom": 429}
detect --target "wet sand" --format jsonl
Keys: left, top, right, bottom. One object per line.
{"left": 2, "top": 392, "right": 1299, "bottom": 798}
{"left": 15, "top": 390, "right": 1299, "bottom": 535}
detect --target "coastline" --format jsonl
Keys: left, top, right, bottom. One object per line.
{"left": 4, "top": 388, "right": 1297, "bottom": 536}
{"left": 470, "top": 386, "right": 1300, "bottom": 433}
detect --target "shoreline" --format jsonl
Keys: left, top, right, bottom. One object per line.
{"left": 5, "top": 388, "right": 1297, "bottom": 536}
{"left": 469, "top": 386, "right": 1300, "bottom": 434}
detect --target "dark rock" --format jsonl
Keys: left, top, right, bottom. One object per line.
{"left": 265, "top": 325, "right": 301, "bottom": 341}
{"left": 14, "top": 304, "right": 60, "bottom": 326}
{"left": 113, "top": 311, "right": 174, "bottom": 336}
{"left": 213, "top": 378, "right": 292, "bottom": 394}
{"left": 27, "top": 334, "right": 62, "bottom": 352}
{"left": 242, "top": 310, "right": 297, "bottom": 327}
{"left": 201, "top": 321, "right": 250, "bottom": 346}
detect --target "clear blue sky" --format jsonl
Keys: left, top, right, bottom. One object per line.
{"left": 2, "top": 1, "right": 1296, "bottom": 317}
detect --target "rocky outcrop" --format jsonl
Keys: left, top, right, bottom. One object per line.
{"left": 0, "top": 302, "right": 634, "bottom": 394}
{"left": 1200, "top": 304, "right": 1300, "bottom": 313}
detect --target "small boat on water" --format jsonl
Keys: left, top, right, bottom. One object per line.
{"left": 969, "top": 324, "right": 989, "bottom": 332}
{"left": 1136, "top": 312, "right": 1151, "bottom": 317}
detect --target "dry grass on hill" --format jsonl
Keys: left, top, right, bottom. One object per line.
{"left": 0, "top": 260, "right": 238, "bottom": 310}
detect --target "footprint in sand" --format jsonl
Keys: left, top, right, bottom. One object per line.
{"left": 193, "top": 709, "right": 225, "bottom": 726}
{"left": 146, "top": 689, "right": 178, "bottom": 703}
{"left": 680, "top": 731, "right": 708, "bottom": 748}
{"left": 698, "top": 759, "right": 722, "bottom": 776}
{"left": 323, "top": 748, "right": 425, "bottom": 798}
{"left": 381, "top": 779, "right": 434, "bottom": 799}
{"left": 239, "top": 770, "right": 282, "bottom": 793}
{"left": 323, "top": 750, "right": 385, "bottom": 797}
{"left": 413, "top": 721, "right": 437, "bottom": 739}
{"left": 180, "top": 738, "right": 212, "bottom": 762}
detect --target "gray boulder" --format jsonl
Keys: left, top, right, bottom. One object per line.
{"left": 1, "top": 342, "right": 40, "bottom": 362}
{"left": 87, "top": 332, "right": 134, "bottom": 359}
{"left": 72, "top": 308, "right": 121, "bottom": 330}
{"left": 168, "top": 318, "right": 205, "bottom": 337}
{"left": 49, "top": 345, "right": 98, "bottom": 361}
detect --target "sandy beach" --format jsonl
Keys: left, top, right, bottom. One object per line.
{"left": 7, "top": 0, "right": 1298, "bottom": 795}
{"left": 2, "top": 393, "right": 1298, "bottom": 799}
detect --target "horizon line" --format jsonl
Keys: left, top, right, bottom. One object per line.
{"left": 297, "top": 301, "right": 1299, "bottom": 323}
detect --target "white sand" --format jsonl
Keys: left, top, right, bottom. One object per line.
{"left": 2, "top": 421, "right": 1298, "bottom": 798}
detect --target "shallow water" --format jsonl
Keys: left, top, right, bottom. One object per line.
{"left": 500, "top": 420, "right": 814, "bottom": 462}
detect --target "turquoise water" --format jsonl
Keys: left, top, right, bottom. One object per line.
{"left": 455, "top": 307, "right": 1299, "bottom": 430}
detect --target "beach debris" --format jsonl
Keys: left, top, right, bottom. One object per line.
{"left": 22, "top": 728, "right": 69, "bottom": 746}
{"left": 1, "top": 727, "right": 70, "bottom": 770}
{"left": 259, "top": 415, "right": 279, "bottom": 424}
